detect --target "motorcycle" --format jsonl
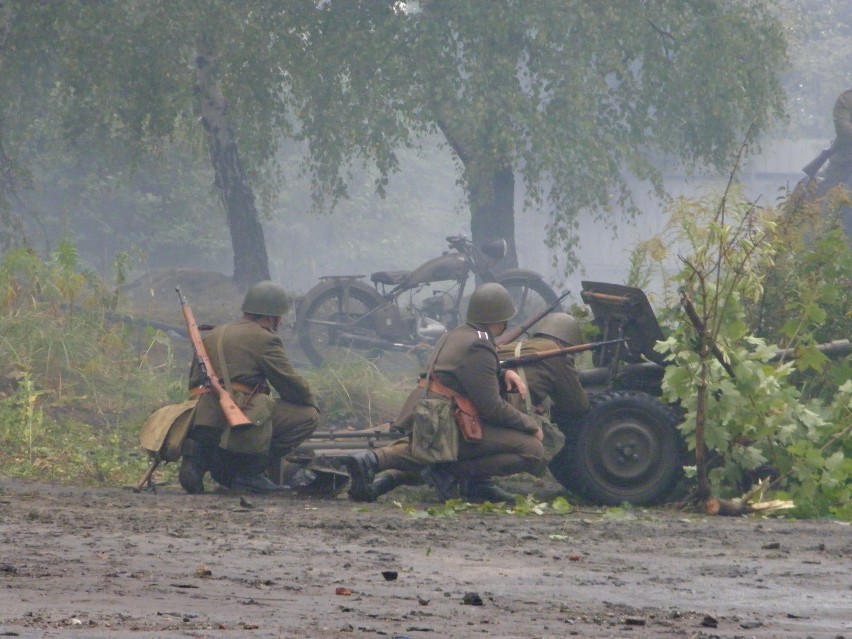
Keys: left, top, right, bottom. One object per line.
{"left": 296, "top": 234, "right": 561, "bottom": 367}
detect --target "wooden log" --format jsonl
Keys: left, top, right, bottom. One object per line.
{"left": 706, "top": 497, "right": 751, "bottom": 516}
{"left": 706, "top": 497, "right": 795, "bottom": 516}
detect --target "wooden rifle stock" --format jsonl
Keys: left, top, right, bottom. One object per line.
{"left": 500, "top": 338, "right": 627, "bottom": 368}
{"left": 495, "top": 290, "right": 572, "bottom": 346}
{"left": 176, "top": 287, "right": 253, "bottom": 428}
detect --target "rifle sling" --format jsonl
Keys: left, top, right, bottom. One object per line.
{"left": 190, "top": 327, "right": 269, "bottom": 403}
{"left": 190, "top": 381, "right": 268, "bottom": 398}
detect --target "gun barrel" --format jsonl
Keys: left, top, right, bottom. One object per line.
{"left": 770, "top": 339, "right": 851, "bottom": 362}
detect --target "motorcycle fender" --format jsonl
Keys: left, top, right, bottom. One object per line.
{"left": 296, "top": 278, "right": 384, "bottom": 327}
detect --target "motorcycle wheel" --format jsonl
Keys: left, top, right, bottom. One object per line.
{"left": 496, "top": 274, "right": 560, "bottom": 331}
{"left": 548, "top": 390, "right": 684, "bottom": 506}
{"left": 297, "top": 285, "right": 382, "bottom": 367}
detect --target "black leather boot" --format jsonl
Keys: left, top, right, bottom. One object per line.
{"left": 462, "top": 478, "right": 516, "bottom": 504}
{"left": 345, "top": 451, "right": 380, "bottom": 502}
{"left": 370, "top": 472, "right": 405, "bottom": 500}
{"left": 421, "top": 464, "right": 459, "bottom": 502}
{"left": 178, "top": 438, "right": 211, "bottom": 494}
{"left": 231, "top": 473, "right": 286, "bottom": 493}
{"left": 224, "top": 450, "right": 285, "bottom": 494}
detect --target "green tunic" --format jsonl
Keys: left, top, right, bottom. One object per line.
{"left": 496, "top": 336, "right": 589, "bottom": 422}
{"left": 188, "top": 318, "right": 317, "bottom": 454}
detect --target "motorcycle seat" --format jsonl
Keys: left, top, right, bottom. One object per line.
{"left": 370, "top": 270, "right": 410, "bottom": 286}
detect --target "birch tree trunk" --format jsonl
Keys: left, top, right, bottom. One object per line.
{"left": 196, "top": 46, "right": 270, "bottom": 290}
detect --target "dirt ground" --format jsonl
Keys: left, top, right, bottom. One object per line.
{"left": 1, "top": 476, "right": 849, "bottom": 639}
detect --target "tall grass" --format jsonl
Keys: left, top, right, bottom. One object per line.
{"left": 0, "top": 243, "right": 417, "bottom": 485}
{"left": 0, "top": 244, "right": 183, "bottom": 485}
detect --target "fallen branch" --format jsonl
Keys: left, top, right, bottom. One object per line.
{"left": 705, "top": 497, "right": 795, "bottom": 517}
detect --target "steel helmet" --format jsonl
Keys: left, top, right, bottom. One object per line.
{"left": 533, "top": 312, "right": 582, "bottom": 345}
{"left": 466, "top": 283, "right": 517, "bottom": 324}
{"left": 241, "top": 280, "right": 289, "bottom": 317}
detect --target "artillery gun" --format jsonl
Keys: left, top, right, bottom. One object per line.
{"left": 281, "top": 280, "right": 849, "bottom": 505}
{"left": 286, "top": 281, "right": 690, "bottom": 504}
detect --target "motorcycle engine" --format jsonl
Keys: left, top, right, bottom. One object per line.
{"left": 421, "top": 292, "right": 452, "bottom": 322}
{"left": 416, "top": 316, "right": 447, "bottom": 342}
{"left": 418, "top": 292, "right": 453, "bottom": 342}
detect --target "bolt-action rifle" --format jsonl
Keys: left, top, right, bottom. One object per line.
{"left": 177, "top": 286, "right": 253, "bottom": 429}
{"left": 495, "top": 290, "right": 572, "bottom": 346}
{"left": 802, "top": 139, "right": 837, "bottom": 178}
{"left": 500, "top": 338, "right": 628, "bottom": 368}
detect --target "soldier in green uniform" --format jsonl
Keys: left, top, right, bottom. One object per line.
{"left": 819, "top": 88, "right": 852, "bottom": 239}
{"left": 821, "top": 88, "right": 852, "bottom": 191}
{"left": 179, "top": 281, "right": 320, "bottom": 494}
{"left": 496, "top": 312, "right": 589, "bottom": 429}
{"left": 365, "top": 312, "right": 590, "bottom": 501}
{"left": 345, "top": 283, "right": 545, "bottom": 503}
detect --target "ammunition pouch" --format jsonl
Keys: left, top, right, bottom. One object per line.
{"left": 218, "top": 392, "right": 276, "bottom": 455}
{"left": 410, "top": 397, "right": 459, "bottom": 464}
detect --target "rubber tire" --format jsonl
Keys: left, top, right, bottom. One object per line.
{"left": 496, "top": 274, "right": 560, "bottom": 332}
{"left": 549, "top": 390, "right": 683, "bottom": 506}
{"left": 297, "top": 285, "right": 382, "bottom": 367}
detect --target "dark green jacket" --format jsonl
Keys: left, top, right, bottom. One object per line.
{"left": 497, "top": 336, "right": 589, "bottom": 422}
{"left": 430, "top": 323, "right": 539, "bottom": 434}
{"left": 189, "top": 318, "right": 316, "bottom": 429}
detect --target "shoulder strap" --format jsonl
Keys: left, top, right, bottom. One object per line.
{"left": 514, "top": 341, "right": 533, "bottom": 413}
{"left": 215, "top": 327, "right": 234, "bottom": 394}
{"left": 423, "top": 331, "right": 451, "bottom": 398}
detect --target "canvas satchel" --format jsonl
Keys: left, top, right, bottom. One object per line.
{"left": 410, "top": 396, "right": 459, "bottom": 463}
{"left": 139, "top": 398, "right": 199, "bottom": 462}
{"left": 408, "top": 333, "right": 461, "bottom": 464}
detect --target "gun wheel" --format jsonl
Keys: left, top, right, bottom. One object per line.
{"left": 549, "top": 390, "right": 684, "bottom": 506}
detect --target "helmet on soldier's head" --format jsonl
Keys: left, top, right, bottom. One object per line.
{"left": 466, "top": 283, "right": 517, "bottom": 324}
{"left": 533, "top": 312, "right": 582, "bottom": 346}
{"left": 241, "top": 280, "right": 289, "bottom": 317}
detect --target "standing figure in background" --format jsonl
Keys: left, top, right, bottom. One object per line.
{"left": 820, "top": 88, "right": 852, "bottom": 193}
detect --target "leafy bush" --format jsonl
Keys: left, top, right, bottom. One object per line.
{"left": 643, "top": 182, "right": 851, "bottom": 518}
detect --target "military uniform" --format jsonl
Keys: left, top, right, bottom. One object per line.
{"left": 820, "top": 89, "right": 852, "bottom": 240}
{"left": 364, "top": 322, "right": 546, "bottom": 490}
{"left": 496, "top": 335, "right": 589, "bottom": 425}
{"left": 822, "top": 89, "right": 852, "bottom": 189}
{"left": 185, "top": 318, "right": 319, "bottom": 488}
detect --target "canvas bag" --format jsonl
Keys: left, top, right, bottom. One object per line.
{"left": 410, "top": 396, "right": 459, "bottom": 463}
{"left": 409, "top": 333, "right": 460, "bottom": 464}
{"left": 139, "top": 398, "right": 200, "bottom": 462}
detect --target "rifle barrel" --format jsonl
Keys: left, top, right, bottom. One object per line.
{"left": 495, "top": 290, "right": 571, "bottom": 346}
{"left": 500, "top": 338, "right": 626, "bottom": 367}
